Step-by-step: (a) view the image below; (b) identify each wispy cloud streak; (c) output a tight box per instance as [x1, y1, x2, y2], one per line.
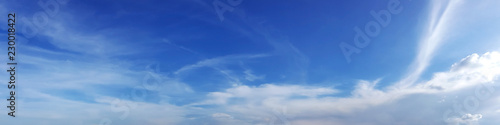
[396, 0, 463, 88]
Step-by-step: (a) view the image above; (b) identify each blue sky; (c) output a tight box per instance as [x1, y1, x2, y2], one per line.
[1, 0, 500, 125]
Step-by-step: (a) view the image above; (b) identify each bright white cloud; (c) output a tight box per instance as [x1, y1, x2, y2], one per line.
[188, 51, 500, 125]
[447, 114, 482, 125]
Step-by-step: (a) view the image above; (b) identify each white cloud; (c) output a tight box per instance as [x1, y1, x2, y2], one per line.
[174, 54, 269, 75]
[446, 114, 482, 125]
[244, 69, 265, 81]
[420, 52, 500, 91]
[189, 51, 500, 125]
[212, 113, 234, 119]
[197, 84, 338, 105]
[396, 0, 463, 88]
